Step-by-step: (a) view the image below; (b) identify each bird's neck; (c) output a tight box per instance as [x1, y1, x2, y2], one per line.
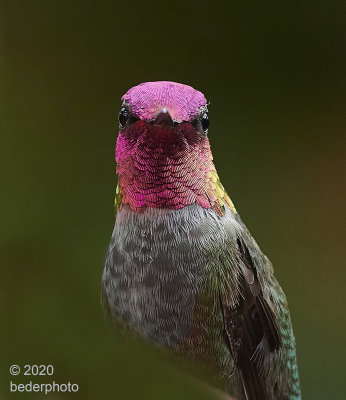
[115, 132, 236, 215]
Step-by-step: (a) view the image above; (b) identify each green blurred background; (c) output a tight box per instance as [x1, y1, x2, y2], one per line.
[1, 0, 345, 399]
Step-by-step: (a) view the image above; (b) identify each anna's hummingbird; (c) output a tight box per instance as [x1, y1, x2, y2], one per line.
[102, 81, 301, 400]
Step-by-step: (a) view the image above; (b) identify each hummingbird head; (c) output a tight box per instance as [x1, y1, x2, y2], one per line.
[115, 81, 235, 214]
[117, 81, 210, 155]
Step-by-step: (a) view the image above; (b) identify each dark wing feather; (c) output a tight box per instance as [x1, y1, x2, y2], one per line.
[221, 238, 282, 400]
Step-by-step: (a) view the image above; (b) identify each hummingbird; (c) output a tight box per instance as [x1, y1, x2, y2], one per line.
[102, 81, 301, 400]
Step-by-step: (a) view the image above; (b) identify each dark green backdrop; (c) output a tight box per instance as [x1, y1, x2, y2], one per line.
[1, 1, 345, 399]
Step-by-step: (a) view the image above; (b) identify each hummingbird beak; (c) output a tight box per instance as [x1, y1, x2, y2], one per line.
[152, 108, 174, 127]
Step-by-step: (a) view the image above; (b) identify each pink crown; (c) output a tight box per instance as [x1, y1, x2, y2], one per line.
[122, 81, 207, 122]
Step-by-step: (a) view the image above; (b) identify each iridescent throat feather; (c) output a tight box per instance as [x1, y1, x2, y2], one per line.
[115, 121, 235, 215]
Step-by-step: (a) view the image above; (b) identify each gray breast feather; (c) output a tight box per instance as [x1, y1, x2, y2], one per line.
[102, 204, 241, 346]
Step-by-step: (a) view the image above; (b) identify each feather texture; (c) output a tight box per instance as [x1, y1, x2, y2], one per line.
[221, 237, 282, 400]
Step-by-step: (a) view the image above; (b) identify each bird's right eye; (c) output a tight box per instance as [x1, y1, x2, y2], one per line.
[119, 106, 129, 127]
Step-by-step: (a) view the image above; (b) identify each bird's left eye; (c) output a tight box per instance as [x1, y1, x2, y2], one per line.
[119, 106, 129, 127]
[201, 112, 209, 132]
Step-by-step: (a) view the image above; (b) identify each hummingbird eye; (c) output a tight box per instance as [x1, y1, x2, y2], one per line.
[119, 106, 129, 127]
[201, 112, 209, 133]
[191, 109, 209, 134]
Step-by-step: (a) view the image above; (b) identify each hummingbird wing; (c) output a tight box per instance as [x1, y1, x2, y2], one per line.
[221, 234, 282, 400]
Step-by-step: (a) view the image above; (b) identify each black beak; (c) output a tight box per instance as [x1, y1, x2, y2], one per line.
[152, 108, 174, 127]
